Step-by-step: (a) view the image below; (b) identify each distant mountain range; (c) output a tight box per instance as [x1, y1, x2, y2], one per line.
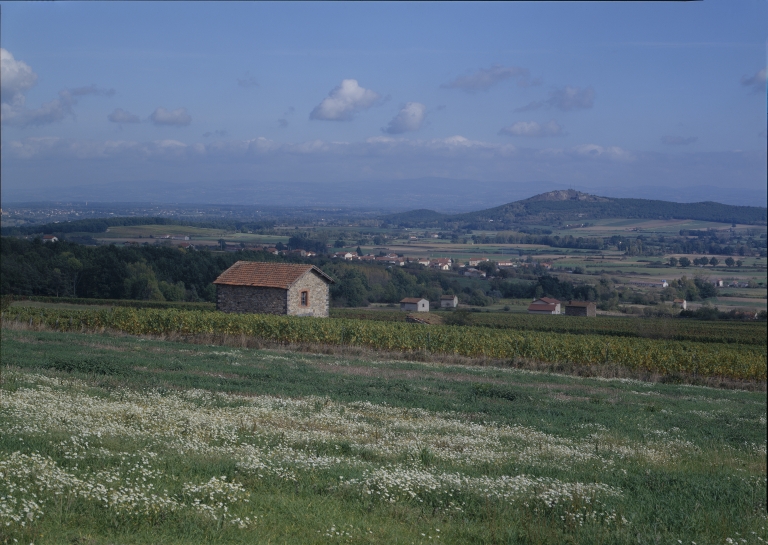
[381, 189, 768, 227]
[2, 178, 765, 212]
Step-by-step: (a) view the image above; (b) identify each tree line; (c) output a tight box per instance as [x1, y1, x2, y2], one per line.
[0, 217, 276, 237]
[0, 237, 729, 312]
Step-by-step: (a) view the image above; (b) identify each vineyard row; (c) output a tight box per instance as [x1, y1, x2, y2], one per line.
[2, 307, 765, 381]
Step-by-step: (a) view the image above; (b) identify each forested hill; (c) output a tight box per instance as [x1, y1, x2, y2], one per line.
[382, 190, 767, 228]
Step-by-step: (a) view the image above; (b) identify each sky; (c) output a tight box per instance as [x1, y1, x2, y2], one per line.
[1, 1, 766, 207]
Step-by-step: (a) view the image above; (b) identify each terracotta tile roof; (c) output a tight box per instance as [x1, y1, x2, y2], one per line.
[531, 297, 560, 305]
[440, 295, 457, 300]
[213, 261, 334, 289]
[400, 298, 426, 304]
[528, 303, 558, 312]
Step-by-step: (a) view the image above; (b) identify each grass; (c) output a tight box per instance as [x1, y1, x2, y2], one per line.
[97, 225, 290, 246]
[1, 327, 766, 544]
[102, 225, 228, 238]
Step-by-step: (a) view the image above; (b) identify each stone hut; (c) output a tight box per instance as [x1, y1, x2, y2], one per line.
[564, 301, 596, 317]
[213, 261, 334, 317]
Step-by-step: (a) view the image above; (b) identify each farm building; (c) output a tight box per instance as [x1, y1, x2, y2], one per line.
[440, 295, 458, 308]
[672, 298, 687, 310]
[42, 235, 58, 243]
[527, 297, 561, 315]
[400, 298, 429, 312]
[564, 301, 596, 317]
[213, 261, 334, 317]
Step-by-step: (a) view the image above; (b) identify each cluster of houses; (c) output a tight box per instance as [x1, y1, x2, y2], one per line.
[329, 253, 555, 277]
[527, 297, 597, 317]
[331, 252, 453, 270]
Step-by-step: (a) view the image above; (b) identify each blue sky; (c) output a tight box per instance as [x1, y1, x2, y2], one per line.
[1, 1, 766, 205]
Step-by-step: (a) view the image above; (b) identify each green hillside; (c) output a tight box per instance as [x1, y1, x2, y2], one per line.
[382, 190, 767, 228]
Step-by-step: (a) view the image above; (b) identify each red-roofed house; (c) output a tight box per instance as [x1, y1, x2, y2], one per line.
[527, 297, 561, 315]
[213, 261, 334, 317]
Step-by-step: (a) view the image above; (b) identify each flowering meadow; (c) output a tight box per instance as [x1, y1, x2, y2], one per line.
[1, 328, 766, 544]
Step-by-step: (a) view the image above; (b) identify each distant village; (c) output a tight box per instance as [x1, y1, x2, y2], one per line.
[62, 233, 747, 319]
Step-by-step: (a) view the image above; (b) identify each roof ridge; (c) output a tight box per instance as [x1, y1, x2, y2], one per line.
[213, 261, 333, 289]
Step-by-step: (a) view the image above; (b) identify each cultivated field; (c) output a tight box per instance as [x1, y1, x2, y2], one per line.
[1, 328, 766, 544]
[4, 306, 766, 382]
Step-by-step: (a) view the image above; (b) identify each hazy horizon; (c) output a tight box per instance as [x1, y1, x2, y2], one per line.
[2, 178, 766, 214]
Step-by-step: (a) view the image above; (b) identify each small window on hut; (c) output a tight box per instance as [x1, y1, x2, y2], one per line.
[300, 290, 309, 306]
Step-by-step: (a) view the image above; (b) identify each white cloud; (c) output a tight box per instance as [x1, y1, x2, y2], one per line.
[0, 49, 72, 126]
[741, 67, 766, 93]
[366, 136, 398, 144]
[499, 120, 563, 137]
[3, 90, 78, 126]
[435, 135, 474, 147]
[2, 134, 517, 162]
[108, 108, 140, 124]
[150, 107, 192, 126]
[0, 48, 38, 104]
[0, 135, 641, 166]
[6, 136, 764, 198]
[661, 135, 697, 146]
[1, 50, 115, 127]
[383, 102, 426, 134]
[516, 86, 595, 112]
[442, 65, 530, 91]
[310, 79, 381, 121]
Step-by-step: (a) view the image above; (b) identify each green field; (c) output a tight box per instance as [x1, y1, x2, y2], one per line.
[96, 225, 289, 246]
[102, 224, 227, 238]
[1, 328, 765, 544]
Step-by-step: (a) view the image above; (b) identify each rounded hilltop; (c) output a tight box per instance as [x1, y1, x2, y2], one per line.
[525, 189, 610, 202]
